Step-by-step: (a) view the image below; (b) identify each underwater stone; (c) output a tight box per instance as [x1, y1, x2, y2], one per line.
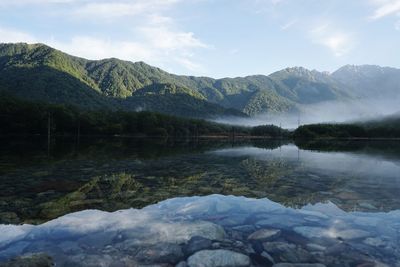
[184, 236, 212, 256]
[0, 253, 54, 267]
[187, 249, 250, 267]
[135, 243, 184, 264]
[247, 228, 281, 241]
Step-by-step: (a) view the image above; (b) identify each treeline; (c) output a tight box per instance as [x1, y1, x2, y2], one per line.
[251, 124, 291, 138]
[294, 122, 400, 139]
[0, 93, 249, 137]
[1, 93, 290, 138]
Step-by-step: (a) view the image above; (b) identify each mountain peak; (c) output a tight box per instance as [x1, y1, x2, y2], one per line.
[270, 66, 331, 83]
[332, 64, 388, 79]
[283, 66, 312, 75]
[0, 42, 48, 55]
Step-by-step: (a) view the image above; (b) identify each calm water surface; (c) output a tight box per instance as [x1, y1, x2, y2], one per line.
[0, 137, 399, 266]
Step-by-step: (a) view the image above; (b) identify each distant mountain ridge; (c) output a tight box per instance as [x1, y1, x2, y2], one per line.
[0, 43, 399, 118]
[331, 64, 400, 98]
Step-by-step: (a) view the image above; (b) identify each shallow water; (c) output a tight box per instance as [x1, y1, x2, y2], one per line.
[0, 137, 400, 266]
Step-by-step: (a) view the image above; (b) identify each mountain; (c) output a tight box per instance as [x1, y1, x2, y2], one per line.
[1, 43, 399, 119]
[269, 67, 347, 104]
[0, 43, 246, 118]
[331, 64, 400, 98]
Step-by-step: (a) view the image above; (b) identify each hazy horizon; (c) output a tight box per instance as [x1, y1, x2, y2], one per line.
[214, 95, 400, 129]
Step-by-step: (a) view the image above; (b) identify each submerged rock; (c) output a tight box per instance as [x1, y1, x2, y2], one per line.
[231, 225, 256, 233]
[173, 222, 226, 243]
[272, 264, 326, 267]
[263, 242, 312, 263]
[176, 261, 188, 267]
[187, 249, 250, 267]
[334, 229, 371, 240]
[363, 237, 387, 247]
[293, 227, 327, 239]
[184, 236, 212, 256]
[305, 244, 326, 252]
[249, 251, 275, 266]
[135, 243, 184, 264]
[0, 253, 54, 267]
[63, 254, 114, 267]
[119, 221, 225, 247]
[248, 229, 281, 241]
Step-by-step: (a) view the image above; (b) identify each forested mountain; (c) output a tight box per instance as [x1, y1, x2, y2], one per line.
[1, 43, 399, 119]
[0, 43, 245, 118]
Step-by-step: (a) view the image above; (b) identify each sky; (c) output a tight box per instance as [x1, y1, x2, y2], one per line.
[0, 0, 399, 78]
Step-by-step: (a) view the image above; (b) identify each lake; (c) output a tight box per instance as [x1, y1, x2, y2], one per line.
[0, 137, 399, 266]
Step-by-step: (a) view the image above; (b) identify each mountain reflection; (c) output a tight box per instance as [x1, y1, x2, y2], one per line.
[1, 137, 400, 224]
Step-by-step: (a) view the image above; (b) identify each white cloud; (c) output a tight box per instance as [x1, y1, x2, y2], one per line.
[369, 0, 400, 19]
[229, 48, 239, 55]
[320, 34, 353, 57]
[0, 0, 77, 6]
[73, 0, 180, 19]
[254, 0, 284, 5]
[310, 24, 354, 57]
[0, 27, 37, 43]
[48, 37, 153, 62]
[174, 57, 204, 72]
[271, 0, 284, 5]
[280, 19, 297, 30]
[0, 25, 208, 74]
[0, 0, 208, 74]
[140, 26, 208, 50]
[396, 19, 400, 30]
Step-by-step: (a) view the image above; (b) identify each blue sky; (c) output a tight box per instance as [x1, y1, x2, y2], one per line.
[0, 0, 399, 78]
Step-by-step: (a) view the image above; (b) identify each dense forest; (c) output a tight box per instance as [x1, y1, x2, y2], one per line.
[0, 93, 287, 138]
[294, 120, 400, 139]
[2, 91, 399, 139]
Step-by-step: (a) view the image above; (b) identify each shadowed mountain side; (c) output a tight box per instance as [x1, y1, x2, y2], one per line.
[122, 94, 247, 118]
[0, 66, 112, 110]
[0, 65, 245, 118]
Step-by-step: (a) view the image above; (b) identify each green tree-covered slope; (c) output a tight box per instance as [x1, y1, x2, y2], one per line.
[2, 43, 399, 119]
[0, 43, 247, 118]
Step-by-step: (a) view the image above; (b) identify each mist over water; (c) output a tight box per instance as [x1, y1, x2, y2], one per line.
[213, 95, 400, 129]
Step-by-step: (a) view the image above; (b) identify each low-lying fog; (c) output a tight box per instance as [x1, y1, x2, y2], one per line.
[214, 96, 400, 129]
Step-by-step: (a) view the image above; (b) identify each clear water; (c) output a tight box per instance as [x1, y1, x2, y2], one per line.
[0, 137, 399, 266]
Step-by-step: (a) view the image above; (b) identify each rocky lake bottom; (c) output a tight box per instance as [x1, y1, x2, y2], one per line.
[1, 195, 399, 267]
[0, 138, 399, 266]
